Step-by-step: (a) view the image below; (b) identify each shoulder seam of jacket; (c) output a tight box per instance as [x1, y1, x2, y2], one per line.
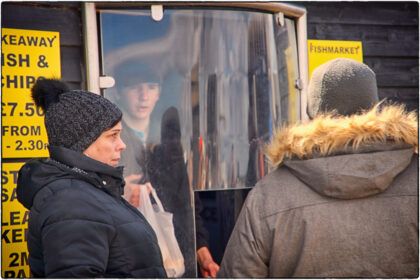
[261, 193, 417, 219]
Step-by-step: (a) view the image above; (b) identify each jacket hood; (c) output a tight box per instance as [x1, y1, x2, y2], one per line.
[17, 146, 125, 209]
[17, 158, 74, 209]
[265, 104, 418, 199]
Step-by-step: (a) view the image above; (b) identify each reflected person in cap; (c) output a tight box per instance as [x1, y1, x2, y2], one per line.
[114, 61, 161, 145]
[113, 61, 220, 277]
[113, 61, 162, 206]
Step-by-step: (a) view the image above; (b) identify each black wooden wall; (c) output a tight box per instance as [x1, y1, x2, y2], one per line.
[296, 1, 419, 112]
[2, 2, 419, 111]
[1, 2, 85, 90]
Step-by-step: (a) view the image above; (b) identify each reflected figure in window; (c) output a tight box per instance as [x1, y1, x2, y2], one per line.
[114, 61, 161, 205]
[150, 107, 220, 278]
[148, 107, 195, 276]
[113, 62, 219, 277]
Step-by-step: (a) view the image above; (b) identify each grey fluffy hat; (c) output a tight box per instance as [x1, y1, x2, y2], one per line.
[307, 58, 379, 118]
[31, 78, 122, 153]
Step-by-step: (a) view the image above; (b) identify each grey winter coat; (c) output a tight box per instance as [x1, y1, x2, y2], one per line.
[218, 105, 418, 278]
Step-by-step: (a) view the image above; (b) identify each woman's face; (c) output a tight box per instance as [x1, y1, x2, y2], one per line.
[84, 121, 126, 167]
[119, 82, 160, 121]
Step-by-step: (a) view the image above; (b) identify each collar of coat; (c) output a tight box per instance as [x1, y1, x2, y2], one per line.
[48, 145, 125, 197]
[265, 104, 418, 167]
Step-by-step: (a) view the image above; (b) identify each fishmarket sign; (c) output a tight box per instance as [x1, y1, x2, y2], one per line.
[307, 40, 363, 80]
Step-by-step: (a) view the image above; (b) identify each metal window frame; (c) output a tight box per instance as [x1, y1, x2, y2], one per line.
[82, 2, 308, 120]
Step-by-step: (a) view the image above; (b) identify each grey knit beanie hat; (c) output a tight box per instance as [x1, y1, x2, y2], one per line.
[31, 78, 122, 153]
[307, 58, 379, 118]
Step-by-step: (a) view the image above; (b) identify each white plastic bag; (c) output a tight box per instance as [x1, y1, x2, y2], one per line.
[138, 183, 185, 278]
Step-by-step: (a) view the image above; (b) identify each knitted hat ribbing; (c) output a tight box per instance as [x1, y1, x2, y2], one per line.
[32, 78, 122, 153]
[307, 58, 379, 118]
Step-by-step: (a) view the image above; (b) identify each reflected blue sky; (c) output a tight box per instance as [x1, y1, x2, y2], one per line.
[100, 10, 171, 53]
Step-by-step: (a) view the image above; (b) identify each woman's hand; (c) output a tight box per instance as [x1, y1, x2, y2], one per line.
[197, 246, 220, 278]
[123, 174, 150, 207]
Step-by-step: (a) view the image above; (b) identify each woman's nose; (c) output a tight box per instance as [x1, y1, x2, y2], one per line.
[118, 137, 127, 151]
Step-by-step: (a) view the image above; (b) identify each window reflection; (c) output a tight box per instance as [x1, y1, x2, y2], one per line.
[100, 8, 299, 191]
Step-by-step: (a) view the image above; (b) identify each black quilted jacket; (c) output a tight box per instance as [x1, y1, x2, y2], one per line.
[17, 145, 167, 278]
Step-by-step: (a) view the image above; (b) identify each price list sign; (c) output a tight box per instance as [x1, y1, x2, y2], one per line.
[2, 162, 30, 278]
[2, 28, 61, 158]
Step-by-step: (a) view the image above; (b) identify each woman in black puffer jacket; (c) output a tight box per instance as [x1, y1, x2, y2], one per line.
[16, 78, 167, 278]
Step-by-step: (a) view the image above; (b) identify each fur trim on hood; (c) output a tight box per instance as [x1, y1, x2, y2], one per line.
[265, 104, 418, 167]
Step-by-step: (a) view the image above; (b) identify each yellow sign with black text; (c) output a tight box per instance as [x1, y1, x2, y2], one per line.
[2, 28, 61, 158]
[308, 40, 363, 80]
[2, 162, 30, 278]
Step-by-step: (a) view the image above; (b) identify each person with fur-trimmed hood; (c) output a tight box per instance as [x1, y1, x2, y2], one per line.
[217, 58, 418, 278]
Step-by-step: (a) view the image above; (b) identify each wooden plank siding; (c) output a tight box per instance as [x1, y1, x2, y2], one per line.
[298, 1, 419, 112]
[1, 2, 85, 90]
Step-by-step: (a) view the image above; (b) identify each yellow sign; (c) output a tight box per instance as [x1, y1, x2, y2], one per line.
[2, 28, 61, 158]
[308, 40, 363, 80]
[285, 46, 299, 124]
[2, 162, 30, 278]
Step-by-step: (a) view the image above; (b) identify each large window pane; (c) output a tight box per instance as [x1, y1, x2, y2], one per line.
[100, 9, 300, 191]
